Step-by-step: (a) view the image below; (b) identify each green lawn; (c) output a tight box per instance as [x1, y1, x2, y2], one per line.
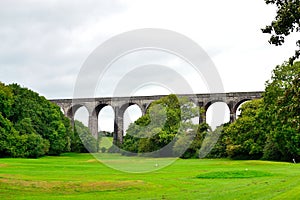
[0, 153, 299, 199]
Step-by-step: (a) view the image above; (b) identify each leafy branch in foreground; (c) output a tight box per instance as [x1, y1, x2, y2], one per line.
[262, 0, 300, 64]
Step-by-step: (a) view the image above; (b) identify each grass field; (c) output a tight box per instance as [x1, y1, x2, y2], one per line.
[0, 153, 299, 199]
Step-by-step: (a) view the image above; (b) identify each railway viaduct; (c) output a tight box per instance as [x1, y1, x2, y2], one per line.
[50, 91, 263, 143]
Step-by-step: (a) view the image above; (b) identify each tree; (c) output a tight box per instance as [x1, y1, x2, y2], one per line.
[0, 82, 73, 157]
[173, 123, 211, 159]
[224, 99, 267, 159]
[213, 62, 300, 161]
[71, 120, 97, 153]
[262, 0, 300, 64]
[263, 61, 300, 160]
[7, 83, 72, 155]
[0, 112, 17, 157]
[0, 82, 13, 118]
[205, 123, 230, 158]
[122, 95, 181, 155]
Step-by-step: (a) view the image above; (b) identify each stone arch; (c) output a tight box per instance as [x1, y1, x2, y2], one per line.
[119, 102, 143, 134]
[96, 104, 115, 133]
[233, 99, 252, 119]
[93, 103, 112, 117]
[204, 100, 227, 111]
[233, 98, 252, 114]
[96, 104, 115, 150]
[67, 104, 88, 119]
[123, 104, 143, 136]
[144, 101, 155, 114]
[205, 101, 230, 129]
[113, 102, 144, 143]
[71, 105, 90, 130]
[119, 102, 144, 117]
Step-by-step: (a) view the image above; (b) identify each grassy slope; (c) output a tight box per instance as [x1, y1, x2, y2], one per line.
[99, 136, 113, 150]
[0, 153, 299, 199]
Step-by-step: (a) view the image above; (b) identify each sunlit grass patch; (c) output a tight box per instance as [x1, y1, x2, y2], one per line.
[196, 170, 273, 179]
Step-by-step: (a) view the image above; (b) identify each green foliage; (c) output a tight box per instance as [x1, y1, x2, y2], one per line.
[72, 120, 97, 153]
[0, 82, 13, 118]
[122, 95, 180, 155]
[263, 61, 300, 160]
[0, 82, 73, 157]
[206, 101, 263, 160]
[224, 99, 267, 160]
[122, 95, 200, 157]
[99, 131, 113, 137]
[202, 124, 228, 158]
[0, 113, 49, 158]
[8, 83, 72, 155]
[100, 147, 106, 153]
[262, 0, 300, 64]
[11, 133, 50, 158]
[221, 62, 300, 161]
[174, 123, 210, 158]
[0, 113, 18, 157]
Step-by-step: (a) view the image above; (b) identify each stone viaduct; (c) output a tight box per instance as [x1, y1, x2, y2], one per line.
[50, 91, 263, 144]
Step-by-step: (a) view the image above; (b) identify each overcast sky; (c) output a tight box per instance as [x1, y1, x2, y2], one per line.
[0, 0, 298, 131]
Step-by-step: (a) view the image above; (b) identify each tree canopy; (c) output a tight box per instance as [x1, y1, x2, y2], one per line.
[0, 82, 73, 157]
[262, 0, 300, 64]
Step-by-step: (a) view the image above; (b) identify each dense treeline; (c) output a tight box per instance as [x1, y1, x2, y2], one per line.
[0, 83, 93, 157]
[122, 62, 300, 161]
[217, 61, 300, 161]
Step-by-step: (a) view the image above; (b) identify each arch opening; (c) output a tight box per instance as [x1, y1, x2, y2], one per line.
[235, 100, 251, 119]
[97, 105, 115, 152]
[206, 102, 230, 130]
[72, 105, 89, 127]
[97, 105, 114, 135]
[123, 104, 143, 136]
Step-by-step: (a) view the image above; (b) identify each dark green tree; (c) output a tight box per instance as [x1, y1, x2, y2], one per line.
[7, 83, 71, 155]
[205, 123, 230, 158]
[0, 82, 74, 157]
[263, 61, 300, 160]
[262, 0, 300, 64]
[0, 82, 13, 118]
[224, 99, 267, 159]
